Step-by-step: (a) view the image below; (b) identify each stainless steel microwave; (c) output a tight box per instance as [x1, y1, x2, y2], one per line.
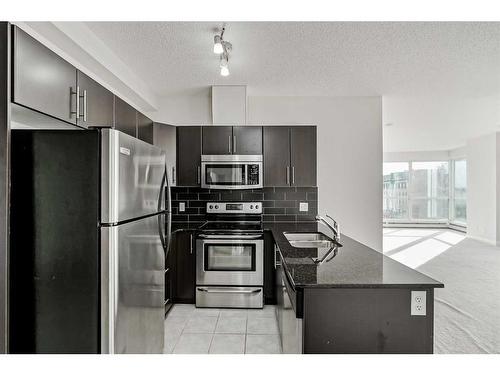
[201, 155, 263, 189]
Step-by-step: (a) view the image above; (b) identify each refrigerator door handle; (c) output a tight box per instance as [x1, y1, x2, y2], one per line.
[158, 167, 167, 251]
[157, 166, 167, 212]
[158, 213, 167, 252]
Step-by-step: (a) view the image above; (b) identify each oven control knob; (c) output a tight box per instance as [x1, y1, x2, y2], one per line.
[250, 205, 254, 209]
[215, 205, 219, 209]
[209, 205, 213, 210]
[255, 204, 259, 210]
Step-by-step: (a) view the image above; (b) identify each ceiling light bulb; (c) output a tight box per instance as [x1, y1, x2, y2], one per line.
[213, 35, 223, 54]
[220, 65, 230, 77]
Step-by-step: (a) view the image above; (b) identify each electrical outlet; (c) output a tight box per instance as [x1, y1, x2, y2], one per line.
[299, 202, 309, 212]
[411, 291, 426, 316]
[179, 202, 186, 212]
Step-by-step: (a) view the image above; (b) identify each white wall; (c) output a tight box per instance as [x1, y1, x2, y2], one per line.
[383, 94, 500, 153]
[449, 146, 467, 160]
[384, 150, 450, 162]
[497, 133, 500, 245]
[248, 96, 383, 250]
[383, 146, 467, 162]
[146, 90, 212, 125]
[466, 133, 498, 245]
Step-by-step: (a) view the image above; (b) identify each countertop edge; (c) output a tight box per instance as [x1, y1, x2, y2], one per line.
[266, 225, 445, 290]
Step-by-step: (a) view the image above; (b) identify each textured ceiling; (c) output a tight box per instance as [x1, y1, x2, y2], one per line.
[85, 22, 500, 98]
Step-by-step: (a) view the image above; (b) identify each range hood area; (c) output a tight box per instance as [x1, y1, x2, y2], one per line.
[211, 85, 247, 125]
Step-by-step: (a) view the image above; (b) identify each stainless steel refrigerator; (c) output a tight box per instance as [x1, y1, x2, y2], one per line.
[9, 129, 171, 354]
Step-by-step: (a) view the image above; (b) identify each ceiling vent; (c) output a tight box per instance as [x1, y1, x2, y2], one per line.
[211, 85, 247, 125]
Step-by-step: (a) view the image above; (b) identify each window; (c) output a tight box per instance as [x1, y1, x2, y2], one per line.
[383, 160, 466, 225]
[410, 161, 449, 221]
[383, 162, 409, 220]
[451, 159, 467, 225]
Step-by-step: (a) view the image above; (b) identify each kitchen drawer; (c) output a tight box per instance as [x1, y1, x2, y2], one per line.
[195, 286, 263, 308]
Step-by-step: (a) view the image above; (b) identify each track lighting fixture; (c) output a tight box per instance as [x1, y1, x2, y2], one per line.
[220, 52, 230, 76]
[213, 26, 232, 76]
[213, 35, 223, 54]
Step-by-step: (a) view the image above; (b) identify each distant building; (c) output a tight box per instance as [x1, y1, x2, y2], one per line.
[383, 171, 408, 219]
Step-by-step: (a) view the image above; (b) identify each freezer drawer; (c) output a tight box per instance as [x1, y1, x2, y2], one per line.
[101, 214, 165, 354]
[101, 129, 167, 224]
[196, 286, 263, 308]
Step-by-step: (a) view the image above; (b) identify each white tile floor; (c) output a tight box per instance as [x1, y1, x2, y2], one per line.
[164, 304, 282, 354]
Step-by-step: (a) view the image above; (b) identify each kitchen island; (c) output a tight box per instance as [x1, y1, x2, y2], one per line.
[264, 222, 444, 354]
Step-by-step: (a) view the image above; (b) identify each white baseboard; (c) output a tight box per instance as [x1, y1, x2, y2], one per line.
[383, 222, 466, 233]
[466, 234, 499, 246]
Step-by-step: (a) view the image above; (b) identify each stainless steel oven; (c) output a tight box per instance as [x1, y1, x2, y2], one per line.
[196, 235, 263, 286]
[201, 155, 263, 189]
[195, 201, 264, 308]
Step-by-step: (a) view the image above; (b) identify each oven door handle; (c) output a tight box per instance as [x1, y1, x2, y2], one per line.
[197, 287, 262, 294]
[197, 234, 263, 240]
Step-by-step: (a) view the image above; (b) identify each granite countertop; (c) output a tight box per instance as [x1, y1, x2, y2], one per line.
[264, 222, 444, 290]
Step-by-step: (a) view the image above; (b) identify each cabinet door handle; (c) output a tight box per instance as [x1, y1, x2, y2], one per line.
[190, 234, 193, 254]
[70, 86, 80, 119]
[82, 89, 87, 122]
[233, 135, 237, 153]
[172, 166, 176, 185]
[197, 165, 201, 184]
[228, 135, 232, 153]
[292, 166, 295, 185]
[286, 166, 290, 185]
[274, 247, 282, 269]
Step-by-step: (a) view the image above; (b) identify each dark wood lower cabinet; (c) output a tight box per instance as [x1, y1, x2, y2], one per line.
[263, 232, 277, 305]
[172, 231, 196, 304]
[164, 242, 175, 315]
[302, 288, 434, 354]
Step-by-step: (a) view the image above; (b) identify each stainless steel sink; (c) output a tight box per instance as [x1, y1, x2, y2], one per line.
[283, 232, 338, 248]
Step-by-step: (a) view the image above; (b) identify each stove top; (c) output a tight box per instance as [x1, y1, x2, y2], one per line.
[199, 202, 263, 234]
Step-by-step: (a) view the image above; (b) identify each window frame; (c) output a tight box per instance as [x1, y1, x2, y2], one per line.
[449, 158, 467, 227]
[383, 159, 465, 226]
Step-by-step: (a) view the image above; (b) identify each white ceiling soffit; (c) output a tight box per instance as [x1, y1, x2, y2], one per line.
[84, 22, 500, 98]
[14, 21, 159, 112]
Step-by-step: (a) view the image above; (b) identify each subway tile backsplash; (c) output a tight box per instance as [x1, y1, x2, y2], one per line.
[170, 186, 318, 223]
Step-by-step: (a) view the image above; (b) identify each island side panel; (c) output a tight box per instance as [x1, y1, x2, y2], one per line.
[303, 288, 434, 354]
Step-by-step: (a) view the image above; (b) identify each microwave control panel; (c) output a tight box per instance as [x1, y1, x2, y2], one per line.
[247, 164, 260, 185]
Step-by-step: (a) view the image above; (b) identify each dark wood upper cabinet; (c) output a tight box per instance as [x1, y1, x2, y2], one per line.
[114, 96, 137, 138]
[176, 126, 202, 186]
[76, 71, 113, 129]
[263, 125, 317, 187]
[263, 126, 291, 187]
[137, 112, 154, 144]
[153, 123, 177, 186]
[12, 26, 78, 125]
[202, 126, 232, 155]
[233, 126, 262, 155]
[290, 126, 317, 186]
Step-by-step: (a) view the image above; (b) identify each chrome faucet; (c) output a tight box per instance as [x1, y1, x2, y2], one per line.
[316, 215, 340, 242]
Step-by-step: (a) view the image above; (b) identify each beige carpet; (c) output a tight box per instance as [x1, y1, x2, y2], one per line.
[383, 228, 500, 354]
